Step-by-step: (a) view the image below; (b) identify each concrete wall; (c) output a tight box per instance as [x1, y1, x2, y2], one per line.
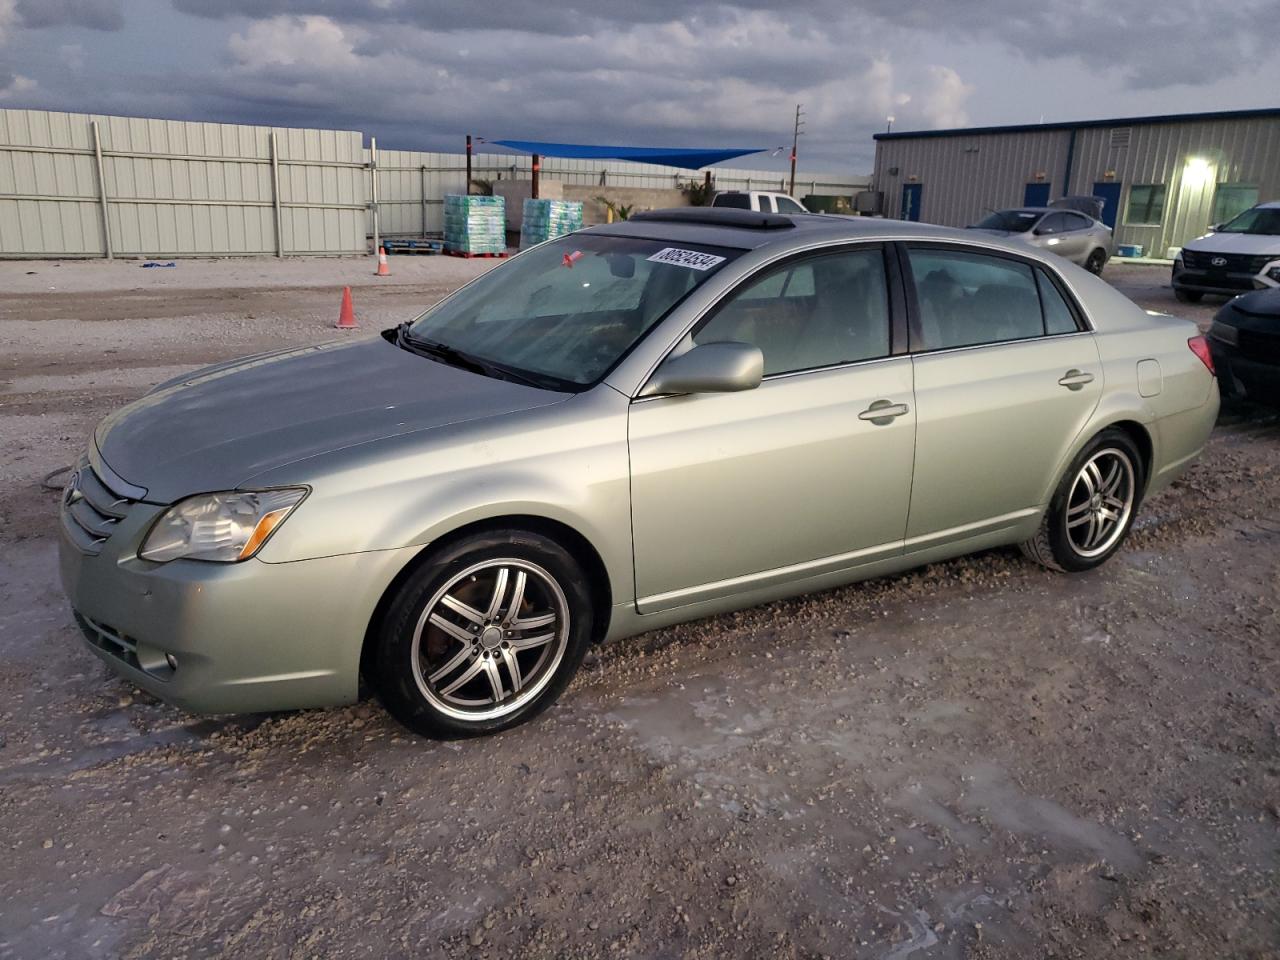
[872, 113, 1280, 255]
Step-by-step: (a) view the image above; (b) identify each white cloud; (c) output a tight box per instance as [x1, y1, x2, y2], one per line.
[0, 73, 36, 99]
[228, 15, 364, 72]
[918, 65, 973, 129]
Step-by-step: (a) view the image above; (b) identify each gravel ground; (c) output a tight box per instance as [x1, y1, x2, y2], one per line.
[0, 257, 1276, 960]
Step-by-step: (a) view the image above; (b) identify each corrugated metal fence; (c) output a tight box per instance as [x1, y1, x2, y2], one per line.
[0, 109, 366, 257]
[1, 108, 867, 259]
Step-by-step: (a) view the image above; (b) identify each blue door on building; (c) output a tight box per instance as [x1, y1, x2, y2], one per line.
[1092, 181, 1122, 230]
[1023, 182, 1051, 206]
[900, 183, 922, 221]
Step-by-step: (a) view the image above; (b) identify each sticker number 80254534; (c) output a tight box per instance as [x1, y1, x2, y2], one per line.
[645, 247, 727, 271]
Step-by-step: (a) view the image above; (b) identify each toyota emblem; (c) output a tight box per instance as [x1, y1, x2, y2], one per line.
[63, 470, 81, 507]
[1210, 256, 1228, 267]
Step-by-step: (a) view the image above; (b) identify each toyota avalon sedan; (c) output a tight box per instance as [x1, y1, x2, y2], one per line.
[60, 208, 1219, 739]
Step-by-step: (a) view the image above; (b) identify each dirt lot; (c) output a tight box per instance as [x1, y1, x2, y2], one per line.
[0, 257, 1276, 960]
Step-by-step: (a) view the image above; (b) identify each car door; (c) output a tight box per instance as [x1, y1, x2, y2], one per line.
[903, 244, 1102, 546]
[1054, 212, 1095, 263]
[1033, 212, 1078, 260]
[628, 244, 916, 612]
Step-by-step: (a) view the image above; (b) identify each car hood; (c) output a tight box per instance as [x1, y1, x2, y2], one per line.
[95, 336, 569, 503]
[1183, 232, 1280, 256]
[1224, 289, 1280, 326]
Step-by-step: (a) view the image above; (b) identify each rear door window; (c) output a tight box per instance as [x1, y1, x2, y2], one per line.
[907, 248, 1045, 350]
[757, 195, 776, 213]
[1036, 213, 1071, 235]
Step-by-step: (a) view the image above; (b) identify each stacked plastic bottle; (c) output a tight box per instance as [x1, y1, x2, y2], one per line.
[443, 194, 506, 255]
[520, 199, 584, 249]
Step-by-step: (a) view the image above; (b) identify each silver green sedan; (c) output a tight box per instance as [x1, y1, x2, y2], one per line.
[59, 209, 1219, 738]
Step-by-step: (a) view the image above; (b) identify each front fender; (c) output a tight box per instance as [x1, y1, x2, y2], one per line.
[249, 388, 636, 600]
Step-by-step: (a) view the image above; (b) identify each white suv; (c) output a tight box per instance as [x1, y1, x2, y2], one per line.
[1173, 201, 1280, 303]
[711, 190, 809, 214]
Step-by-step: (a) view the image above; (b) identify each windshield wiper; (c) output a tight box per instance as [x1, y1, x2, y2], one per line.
[394, 324, 554, 389]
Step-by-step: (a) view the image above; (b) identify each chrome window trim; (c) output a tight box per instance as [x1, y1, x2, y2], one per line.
[630, 351, 909, 404]
[906, 328, 1095, 361]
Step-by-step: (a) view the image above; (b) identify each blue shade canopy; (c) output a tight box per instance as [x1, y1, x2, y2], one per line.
[489, 139, 765, 170]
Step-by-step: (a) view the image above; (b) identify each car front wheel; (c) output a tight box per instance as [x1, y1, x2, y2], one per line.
[1021, 428, 1144, 573]
[371, 529, 593, 738]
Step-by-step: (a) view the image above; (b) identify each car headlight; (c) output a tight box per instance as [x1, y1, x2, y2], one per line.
[140, 488, 307, 563]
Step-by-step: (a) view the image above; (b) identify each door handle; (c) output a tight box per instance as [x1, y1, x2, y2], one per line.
[858, 399, 911, 424]
[1058, 369, 1095, 390]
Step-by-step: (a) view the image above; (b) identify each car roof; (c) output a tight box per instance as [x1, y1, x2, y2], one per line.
[588, 210, 978, 251]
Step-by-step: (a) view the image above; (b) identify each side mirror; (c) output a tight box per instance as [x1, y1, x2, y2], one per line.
[1209, 223, 1223, 232]
[640, 341, 764, 397]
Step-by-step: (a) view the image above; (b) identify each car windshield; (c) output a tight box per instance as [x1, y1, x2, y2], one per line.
[971, 210, 1042, 232]
[1216, 207, 1280, 236]
[407, 234, 740, 389]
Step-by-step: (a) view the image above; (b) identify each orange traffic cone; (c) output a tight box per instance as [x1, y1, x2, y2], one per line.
[335, 285, 357, 329]
[375, 246, 391, 277]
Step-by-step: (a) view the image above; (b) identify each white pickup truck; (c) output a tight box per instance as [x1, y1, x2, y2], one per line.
[711, 190, 809, 214]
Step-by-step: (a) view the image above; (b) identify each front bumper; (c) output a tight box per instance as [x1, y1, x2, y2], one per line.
[1172, 264, 1278, 297]
[59, 497, 420, 715]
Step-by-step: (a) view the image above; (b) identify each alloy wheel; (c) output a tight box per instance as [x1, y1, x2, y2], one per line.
[410, 559, 570, 721]
[1064, 448, 1135, 558]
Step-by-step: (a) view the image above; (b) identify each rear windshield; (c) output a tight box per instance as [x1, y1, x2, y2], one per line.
[712, 193, 752, 209]
[408, 234, 740, 388]
[971, 210, 1041, 232]
[1217, 207, 1280, 236]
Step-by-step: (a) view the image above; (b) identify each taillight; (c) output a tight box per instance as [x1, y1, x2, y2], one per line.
[1188, 334, 1215, 375]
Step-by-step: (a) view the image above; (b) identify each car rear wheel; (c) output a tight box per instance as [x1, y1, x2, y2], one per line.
[1085, 248, 1107, 274]
[1174, 288, 1203, 304]
[371, 529, 593, 738]
[1021, 428, 1144, 573]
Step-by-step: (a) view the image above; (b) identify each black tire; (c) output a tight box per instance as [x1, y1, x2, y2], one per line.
[1085, 248, 1107, 274]
[1020, 428, 1145, 573]
[1174, 287, 1203, 304]
[371, 528, 593, 739]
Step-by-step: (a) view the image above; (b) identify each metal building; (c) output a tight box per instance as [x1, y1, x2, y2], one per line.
[871, 107, 1280, 258]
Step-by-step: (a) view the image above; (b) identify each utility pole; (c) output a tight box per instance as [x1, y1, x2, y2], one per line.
[788, 103, 804, 197]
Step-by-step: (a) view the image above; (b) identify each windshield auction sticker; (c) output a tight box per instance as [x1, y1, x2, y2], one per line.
[646, 247, 726, 271]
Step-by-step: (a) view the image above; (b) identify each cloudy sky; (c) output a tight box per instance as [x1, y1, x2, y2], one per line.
[1, 0, 1277, 173]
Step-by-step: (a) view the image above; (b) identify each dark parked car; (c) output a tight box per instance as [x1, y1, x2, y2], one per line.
[1207, 288, 1280, 405]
